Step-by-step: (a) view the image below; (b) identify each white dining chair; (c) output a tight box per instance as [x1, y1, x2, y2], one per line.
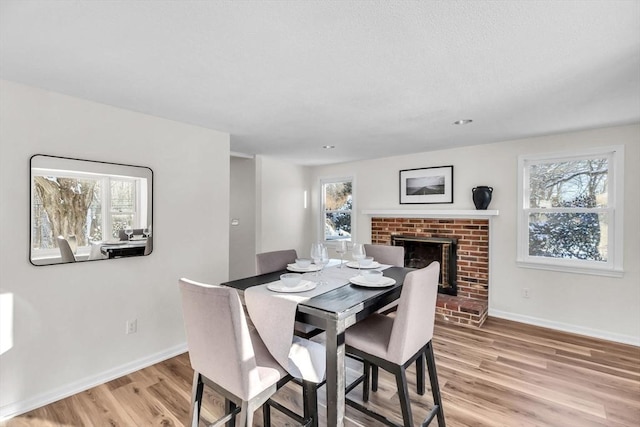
[178, 278, 312, 427]
[57, 236, 76, 263]
[345, 262, 445, 427]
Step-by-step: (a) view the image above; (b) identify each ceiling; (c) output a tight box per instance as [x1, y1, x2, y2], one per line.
[1, 1, 639, 166]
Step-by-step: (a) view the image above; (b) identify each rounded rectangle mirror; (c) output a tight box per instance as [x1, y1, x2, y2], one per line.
[30, 154, 153, 266]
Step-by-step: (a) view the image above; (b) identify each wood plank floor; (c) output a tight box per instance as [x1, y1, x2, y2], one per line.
[3, 317, 639, 426]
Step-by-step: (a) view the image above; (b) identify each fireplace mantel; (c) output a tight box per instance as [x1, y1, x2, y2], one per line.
[362, 209, 499, 219]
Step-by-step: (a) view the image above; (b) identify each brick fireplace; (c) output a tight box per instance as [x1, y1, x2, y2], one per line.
[371, 216, 489, 327]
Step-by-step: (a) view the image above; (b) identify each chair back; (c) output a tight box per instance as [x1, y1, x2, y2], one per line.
[387, 262, 439, 364]
[144, 235, 153, 255]
[256, 249, 298, 274]
[57, 236, 77, 263]
[179, 278, 260, 400]
[363, 244, 404, 267]
[118, 228, 144, 240]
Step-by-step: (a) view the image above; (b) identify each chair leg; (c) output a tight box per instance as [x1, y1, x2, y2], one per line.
[416, 352, 426, 395]
[371, 364, 379, 392]
[238, 401, 250, 427]
[394, 365, 414, 427]
[362, 360, 371, 402]
[302, 380, 318, 427]
[190, 373, 204, 427]
[425, 341, 445, 427]
[225, 399, 237, 427]
[262, 401, 271, 427]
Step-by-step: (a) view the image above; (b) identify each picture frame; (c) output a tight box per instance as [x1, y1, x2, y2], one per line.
[399, 165, 454, 204]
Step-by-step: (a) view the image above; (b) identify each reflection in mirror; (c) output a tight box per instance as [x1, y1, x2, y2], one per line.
[30, 155, 153, 265]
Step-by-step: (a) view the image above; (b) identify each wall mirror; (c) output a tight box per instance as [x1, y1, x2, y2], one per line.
[30, 155, 153, 266]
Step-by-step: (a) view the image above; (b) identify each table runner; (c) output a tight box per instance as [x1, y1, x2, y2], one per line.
[244, 262, 391, 382]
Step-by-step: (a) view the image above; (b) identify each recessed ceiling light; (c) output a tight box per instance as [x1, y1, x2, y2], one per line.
[323, 145, 336, 149]
[453, 119, 473, 125]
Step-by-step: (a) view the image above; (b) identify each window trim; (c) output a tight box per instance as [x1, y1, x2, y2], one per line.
[516, 145, 624, 277]
[319, 175, 355, 246]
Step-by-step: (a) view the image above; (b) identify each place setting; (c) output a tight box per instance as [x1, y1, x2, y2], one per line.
[267, 273, 318, 293]
[286, 257, 322, 273]
[349, 269, 396, 288]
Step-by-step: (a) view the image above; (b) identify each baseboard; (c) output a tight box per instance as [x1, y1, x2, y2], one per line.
[0, 342, 188, 421]
[489, 309, 640, 347]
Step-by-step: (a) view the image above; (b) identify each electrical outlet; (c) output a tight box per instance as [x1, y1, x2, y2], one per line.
[126, 319, 137, 334]
[522, 288, 531, 299]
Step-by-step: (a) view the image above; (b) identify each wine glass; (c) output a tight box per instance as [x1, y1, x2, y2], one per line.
[335, 240, 347, 268]
[316, 245, 330, 285]
[351, 243, 366, 274]
[124, 226, 133, 241]
[310, 243, 323, 278]
[143, 224, 152, 238]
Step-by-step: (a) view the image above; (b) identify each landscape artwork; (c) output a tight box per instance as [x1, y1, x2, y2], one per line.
[400, 166, 453, 204]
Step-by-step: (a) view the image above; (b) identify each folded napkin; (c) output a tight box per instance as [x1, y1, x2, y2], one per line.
[243, 263, 392, 383]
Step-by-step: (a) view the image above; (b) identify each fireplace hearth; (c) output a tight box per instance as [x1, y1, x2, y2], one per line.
[392, 236, 457, 296]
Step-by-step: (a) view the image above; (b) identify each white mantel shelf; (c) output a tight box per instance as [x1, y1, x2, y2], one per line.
[362, 209, 499, 219]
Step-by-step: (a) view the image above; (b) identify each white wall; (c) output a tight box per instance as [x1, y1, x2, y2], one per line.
[309, 125, 640, 345]
[229, 156, 256, 280]
[0, 80, 230, 418]
[255, 155, 313, 258]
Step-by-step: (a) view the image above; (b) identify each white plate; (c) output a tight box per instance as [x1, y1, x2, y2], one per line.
[267, 280, 317, 293]
[346, 261, 381, 269]
[349, 275, 396, 288]
[287, 264, 322, 272]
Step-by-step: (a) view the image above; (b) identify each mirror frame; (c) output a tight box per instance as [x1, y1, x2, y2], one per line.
[30, 154, 154, 266]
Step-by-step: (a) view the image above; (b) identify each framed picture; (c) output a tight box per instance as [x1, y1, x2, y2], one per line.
[399, 165, 454, 204]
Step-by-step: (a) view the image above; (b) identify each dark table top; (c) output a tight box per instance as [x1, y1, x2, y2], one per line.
[222, 266, 413, 321]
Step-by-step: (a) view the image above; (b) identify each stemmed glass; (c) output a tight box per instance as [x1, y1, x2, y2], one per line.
[143, 225, 152, 238]
[124, 226, 133, 241]
[335, 240, 347, 268]
[351, 243, 366, 274]
[311, 243, 329, 285]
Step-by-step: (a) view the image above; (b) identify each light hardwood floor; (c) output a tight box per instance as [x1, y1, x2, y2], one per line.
[3, 318, 639, 426]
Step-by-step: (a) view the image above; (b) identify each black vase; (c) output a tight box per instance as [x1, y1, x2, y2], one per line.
[472, 186, 493, 210]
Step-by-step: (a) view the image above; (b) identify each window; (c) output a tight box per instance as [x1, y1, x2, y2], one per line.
[321, 177, 353, 243]
[517, 146, 624, 276]
[31, 169, 147, 258]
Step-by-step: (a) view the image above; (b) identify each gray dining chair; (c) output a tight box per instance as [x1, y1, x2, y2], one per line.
[57, 236, 76, 263]
[363, 244, 405, 267]
[255, 249, 323, 340]
[178, 278, 312, 427]
[344, 262, 445, 427]
[256, 249, 299, 275]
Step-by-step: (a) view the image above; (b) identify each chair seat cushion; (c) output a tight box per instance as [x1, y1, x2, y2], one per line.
[345, 314, 394, 360]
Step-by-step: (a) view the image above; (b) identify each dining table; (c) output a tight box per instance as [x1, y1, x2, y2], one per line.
[221, 261, 413, 427]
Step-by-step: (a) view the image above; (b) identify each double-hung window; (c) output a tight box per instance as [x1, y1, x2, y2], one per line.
[517, 146, 624, 276]
[321, 177, 353, 243]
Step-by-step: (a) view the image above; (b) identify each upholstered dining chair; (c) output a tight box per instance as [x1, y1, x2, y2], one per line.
[363, 244, 405, 267]
[344, 262, 445, 427]
[178, 278, 312, 427]
[256, 249, 298, 275]
[255, 249, 323, 340]
[57, 236, 76, 263]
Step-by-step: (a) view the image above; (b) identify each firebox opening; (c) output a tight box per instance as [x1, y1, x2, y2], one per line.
[391, 236, 458, 296]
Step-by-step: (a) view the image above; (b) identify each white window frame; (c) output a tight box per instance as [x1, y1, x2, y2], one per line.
[31, 169, 146, 259]
[319, 175, 355, 246]
[517, 145, 624, 277]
